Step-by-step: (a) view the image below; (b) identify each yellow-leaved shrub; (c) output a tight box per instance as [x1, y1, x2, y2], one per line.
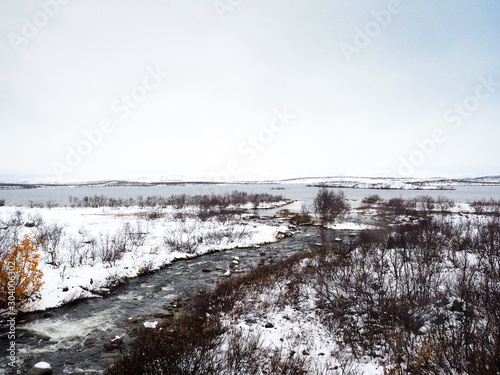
[0, 234, 44, 310]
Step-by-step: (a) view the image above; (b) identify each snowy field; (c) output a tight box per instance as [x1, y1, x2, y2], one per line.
[0, 202, 290, 312]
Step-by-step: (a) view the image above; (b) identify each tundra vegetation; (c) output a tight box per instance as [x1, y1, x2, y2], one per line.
[106, 194, 500, 375]
[0, 192, 289, 312]
[0, 234, 43, 310]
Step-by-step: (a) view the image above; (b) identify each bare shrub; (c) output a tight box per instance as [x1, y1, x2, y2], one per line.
[386, 197, 406, 215]
[35, 222, 65, 266]
[436, 196, 455, 212]
[28, 200, 44, 208]
[97, 232, 127, 267]
[223, 329, 263, 374]
[142, 206, 164, 220]
[362, 194, 382, 204]
[46, 200, 58, 209]
[67, 236, 85, 268]
[122, 221, 149, 249]
[164, 223, 200, 254]
[0, 219, 19, 256]
[314, 188, 350, 226]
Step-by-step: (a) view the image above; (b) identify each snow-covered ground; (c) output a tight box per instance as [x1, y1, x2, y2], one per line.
[0, 204, 288, 312]
[276, 175, 500, 188]
[12, 174, 500, 187]
[220, 290, 383, 374]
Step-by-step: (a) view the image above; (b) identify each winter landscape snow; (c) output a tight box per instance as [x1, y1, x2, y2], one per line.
[2, 182, 500, 374]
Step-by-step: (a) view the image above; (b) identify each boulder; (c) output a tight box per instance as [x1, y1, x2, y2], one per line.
[27, 362, 53, 375]
[110, 336, 123, 346]
[103, 335, 123, 350]
[84, 337, 96, 347]
[153, 312, 172, 319]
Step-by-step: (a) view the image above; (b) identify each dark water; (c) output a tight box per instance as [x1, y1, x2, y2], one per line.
[2, 183, 500, 373]
[2, 183, 500, 208]
[0, 221, 345, 375]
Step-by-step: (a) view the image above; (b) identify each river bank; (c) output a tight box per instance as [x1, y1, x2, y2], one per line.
[1, 217, 328, 374]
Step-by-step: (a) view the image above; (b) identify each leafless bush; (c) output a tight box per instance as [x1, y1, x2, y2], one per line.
[142, 206, 164, 220]
[105, 270, 127, 289]
[362, 194, 382, 204]
[409, 195, 436, 217]
[222, 329, 263, 374]
[46, 200, 58, 209]
[471, 198, 500, 216]
[67, 191, 285, 210]
[436, 195, 455, 212]
[309, 207, 500, 374]
[28, 200, 44, 208]
[203, 224, 249, 246]
[67, 236, 86, 268]
[35, 222, 65, 266]
[26, 212, 45, 228]
[97, 232, 127, 267]
[7, 210, 24, 227]
[386, 197, 406, 215]
[164, 223, 200, 254]
[122, 221, 149, 249]
[0, 224, 19, 261]
[75, 227, 99, 266]
[314, 188, 350, 226]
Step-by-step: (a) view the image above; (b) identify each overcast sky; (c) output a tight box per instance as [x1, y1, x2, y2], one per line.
[1, 0, 499, 182]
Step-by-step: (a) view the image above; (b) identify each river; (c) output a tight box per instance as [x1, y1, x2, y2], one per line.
[1, 220, 325, 374]
[1, 183, 500, 374]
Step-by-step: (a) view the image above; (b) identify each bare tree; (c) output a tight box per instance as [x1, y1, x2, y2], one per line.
[314, 188, 350, 226]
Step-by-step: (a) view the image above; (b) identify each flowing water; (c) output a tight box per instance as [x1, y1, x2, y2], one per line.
[1, 221, 344, 374]
[2, 184, 500, 374]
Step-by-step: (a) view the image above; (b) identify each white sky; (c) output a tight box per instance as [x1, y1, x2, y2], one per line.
[1, 0, 499, 182]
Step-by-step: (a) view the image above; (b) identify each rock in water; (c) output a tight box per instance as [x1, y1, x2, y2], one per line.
[27, 362, 53, 375]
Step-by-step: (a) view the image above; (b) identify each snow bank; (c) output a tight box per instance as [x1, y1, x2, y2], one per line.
[0, 206, 285, 312]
